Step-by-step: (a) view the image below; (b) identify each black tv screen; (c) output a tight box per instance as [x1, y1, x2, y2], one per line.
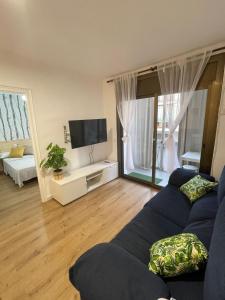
[69, 119, 107, 149]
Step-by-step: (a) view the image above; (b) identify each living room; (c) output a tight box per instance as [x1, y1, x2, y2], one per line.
[0, 1, 225, 300]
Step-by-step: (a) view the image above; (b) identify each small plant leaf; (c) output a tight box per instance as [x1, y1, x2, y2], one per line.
[39, 159, 45, 168]
[47, 143, 53, 150]
[40, 143, 67, 171]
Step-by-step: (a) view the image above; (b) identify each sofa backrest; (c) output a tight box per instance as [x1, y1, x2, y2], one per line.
[168, 168, 215, 188]
[217, 166, 225, 205]
[203, 196, 225, 300]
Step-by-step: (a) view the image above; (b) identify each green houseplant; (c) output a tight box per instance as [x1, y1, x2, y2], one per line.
[40, 143, 67, 180]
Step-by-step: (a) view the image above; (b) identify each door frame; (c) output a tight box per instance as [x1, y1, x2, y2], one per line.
[152, 94, 158, 184]
[0, 85, 47, 202]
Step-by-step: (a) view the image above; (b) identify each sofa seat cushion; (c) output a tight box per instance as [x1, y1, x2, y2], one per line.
[69, 243, 171, 300]
[112, 206, 182, 265]
[167, 281, 204, 300]
[187, 190, 218, 223]
[165, 266, 205, 282]
[144, 185, 191, 227]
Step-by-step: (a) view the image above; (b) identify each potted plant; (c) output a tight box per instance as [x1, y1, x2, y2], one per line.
[40, 143, 68, 180]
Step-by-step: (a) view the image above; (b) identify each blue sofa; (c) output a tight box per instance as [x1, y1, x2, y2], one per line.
[69, 167, 225, 300]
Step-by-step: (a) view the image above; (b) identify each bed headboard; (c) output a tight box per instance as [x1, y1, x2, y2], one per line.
[0, 139, 32, 152]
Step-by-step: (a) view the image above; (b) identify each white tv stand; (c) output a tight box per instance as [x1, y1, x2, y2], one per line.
[50, 161, 118, 205]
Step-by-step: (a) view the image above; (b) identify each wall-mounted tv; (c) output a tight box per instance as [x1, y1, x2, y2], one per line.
[69, 118, 107, 149]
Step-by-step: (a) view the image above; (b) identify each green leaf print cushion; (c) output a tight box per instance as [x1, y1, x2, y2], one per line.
[149, 233, 208, 277]
[180, 175, 217, 203]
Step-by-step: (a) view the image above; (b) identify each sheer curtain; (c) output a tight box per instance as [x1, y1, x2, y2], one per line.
[178, 89, 207, 158]
[0, 93, 30, 141]
[114, 74, 137, 172]
[157, 50, 211, 174]
[131, 98, 154, 170]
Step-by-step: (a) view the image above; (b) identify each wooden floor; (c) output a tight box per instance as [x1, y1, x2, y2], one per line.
[0, 174, 158, 300]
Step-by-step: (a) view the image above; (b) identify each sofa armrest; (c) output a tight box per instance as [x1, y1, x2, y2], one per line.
[169, 168, 215, 188]
[69, 243, 170, 300]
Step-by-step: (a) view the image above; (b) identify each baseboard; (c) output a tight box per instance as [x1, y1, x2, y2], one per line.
[43, 194, 53, 202]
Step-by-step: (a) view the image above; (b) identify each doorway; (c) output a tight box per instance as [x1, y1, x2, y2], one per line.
[120, 95, 168, 187]
[0, 86, 45, 202]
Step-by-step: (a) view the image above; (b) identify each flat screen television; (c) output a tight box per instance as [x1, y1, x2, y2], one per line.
[69, 119, 107, 149]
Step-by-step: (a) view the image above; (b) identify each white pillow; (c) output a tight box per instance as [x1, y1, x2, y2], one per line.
[24, 145, 34, 155]
[0, 152, 9, 159]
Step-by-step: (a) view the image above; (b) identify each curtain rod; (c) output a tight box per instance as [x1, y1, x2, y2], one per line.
[106, 45, 225, 84]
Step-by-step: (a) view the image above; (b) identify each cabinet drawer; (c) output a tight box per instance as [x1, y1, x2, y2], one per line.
[51, 176, 87, 205]
[102, 163, 118, 184]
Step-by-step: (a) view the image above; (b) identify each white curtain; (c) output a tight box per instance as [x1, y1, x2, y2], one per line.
[178, 89, 208, 162]
[0, 93, 30, 141]
[157, 50, 212, 174]
[184, 89, 207, 152]
[131, 98, 154, 170]
[114, 74, 137, 172]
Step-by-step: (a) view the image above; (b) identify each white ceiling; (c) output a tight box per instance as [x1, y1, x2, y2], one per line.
[1, 0, 225, 79]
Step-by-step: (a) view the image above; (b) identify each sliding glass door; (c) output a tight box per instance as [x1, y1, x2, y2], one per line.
[121, 94, 174, 187]
[155, 90, 208, 186]
[120, 90, 208, 188]
[121, 95, 160, 186]
[124, 97, 154, 183]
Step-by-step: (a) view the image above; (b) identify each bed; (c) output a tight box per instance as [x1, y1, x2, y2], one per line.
[3, 155, 37, 187]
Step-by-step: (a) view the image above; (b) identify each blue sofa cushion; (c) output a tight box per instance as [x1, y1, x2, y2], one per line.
[184, 191, 217, 250]
[204, 196, 225, 300]
[169, 168, 215, 188]
[218, 166, 225, 205]
[69, 243, 170, 300]
[112, 206, 182, 265]
[145, 185, 191, 227]
[167, 281, 204, 300]
[187, 190, 218, 223]
[183, 219, 215, 250]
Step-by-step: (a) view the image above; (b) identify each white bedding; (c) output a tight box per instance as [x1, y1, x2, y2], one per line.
[3, 155, 37, 187]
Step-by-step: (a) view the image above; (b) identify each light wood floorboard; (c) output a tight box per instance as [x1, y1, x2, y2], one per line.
[0, 174, 158, 300]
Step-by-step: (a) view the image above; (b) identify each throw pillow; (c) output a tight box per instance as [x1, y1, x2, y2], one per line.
[24, 145, 34, 155]
[9, 146, 25, 158]
[149, 233, 208, 277]
[180, 175, 217, 203]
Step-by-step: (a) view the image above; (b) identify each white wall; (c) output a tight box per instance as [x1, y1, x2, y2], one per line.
[0, 139, 32, 152]
[102, 81, 118, 162]
[212, 68, 225, 179]
[0, 52, 107, 200]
